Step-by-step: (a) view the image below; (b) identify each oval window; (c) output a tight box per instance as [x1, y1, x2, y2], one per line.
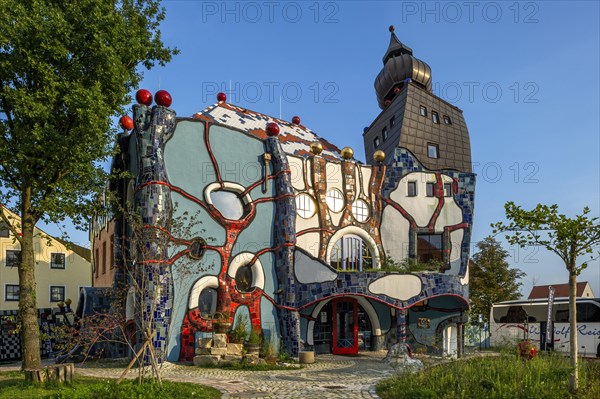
[326, 189, 344, 213]
[295, 193, 316, 219]
[198, 287, 217, 318]
[235, 266, 253, 293]
[189, 238, 206, 260]
[210, 190, 244, 220]
[352, 199, 370, 222]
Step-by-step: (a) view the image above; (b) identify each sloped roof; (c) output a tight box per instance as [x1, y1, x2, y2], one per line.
[193, 102, 342, 161]
[528, 282, 592, 299]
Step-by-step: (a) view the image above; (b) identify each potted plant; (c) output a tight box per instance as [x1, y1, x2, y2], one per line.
[245, 328, 262, 355]
[230, 314, 249, 343]
[213, 311, 231, 334]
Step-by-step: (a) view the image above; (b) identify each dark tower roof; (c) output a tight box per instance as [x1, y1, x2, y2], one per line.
[374, 26, 432, 109]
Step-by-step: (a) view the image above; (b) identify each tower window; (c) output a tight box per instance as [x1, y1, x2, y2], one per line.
[432, 111, 440, 124]
[373, 137, 380, 147]
[443, 115, 452, 125]
[427, 143, 439, 159]
[444, 183, 453, 197]
[417, 234, 444, 263]
[426, 183, 435, 197]
[390, 115, 396, 128]
[382, 127, 388, 141]
[419, 105, 427, 117]
[326, 189, 344, 213]
[352, 200, 370, 223]
[407, 181, 417, 197]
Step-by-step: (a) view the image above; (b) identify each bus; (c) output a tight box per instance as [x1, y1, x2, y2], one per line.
[489, 297, 600, 358]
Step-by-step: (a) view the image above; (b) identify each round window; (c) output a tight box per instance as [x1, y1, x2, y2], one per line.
[189, 238, 206, 260]
[326, 189, 344, 213]
[235, 266, 253, 293]
[295, 193, 316, 219]
[352, 199, 370, 222]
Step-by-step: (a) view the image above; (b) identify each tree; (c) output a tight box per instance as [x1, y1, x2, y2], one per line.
[469, 236, 525, 324]
[0, 0, 177, 372]
[492, 202, 600, 393]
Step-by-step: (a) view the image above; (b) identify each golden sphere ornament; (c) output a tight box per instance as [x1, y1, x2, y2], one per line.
[310, 141, 323, 155]
[374, 150, 386, 162]
[341, 147, 354, 160]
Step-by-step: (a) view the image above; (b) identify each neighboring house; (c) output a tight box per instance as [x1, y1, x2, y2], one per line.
[528, 282, 595, 299]
[0, 207, 92, 311]
[87, 27, 476, 362]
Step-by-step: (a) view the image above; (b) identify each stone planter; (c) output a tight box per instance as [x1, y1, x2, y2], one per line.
[245, 344, 261, 356]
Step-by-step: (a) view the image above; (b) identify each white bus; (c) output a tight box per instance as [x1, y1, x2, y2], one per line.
[489, 297, 600, 358]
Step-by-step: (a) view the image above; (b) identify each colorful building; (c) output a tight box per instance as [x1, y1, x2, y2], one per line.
[87, 28, 475, 362]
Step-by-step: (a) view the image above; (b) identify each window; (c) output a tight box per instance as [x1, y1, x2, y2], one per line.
[373, 137, 380, 147]
[235, 266, 253, 293]
[390, 115, 396, 128]
[330, 235, 373, 271]
[419, 105, 427, 117]
[426, 183, 435, 197]
[210, 190, 245, 220]
[417, 234, 443, 263]
[443, 115, 452, 125]
[95, 248, 99, 278]
[0, 223, 9, 238]
[50, 286, 65, 302]
[431, 111, 440, 124]
[5, 250, 20, 267]
[5, 284, 19, 301]
[109, 235, 114, 269]
[444, 183, 453, 197]
[326, 189, 344, 213]
[352, 200, 370, 222]
[382, 127, 388, 141]
[296, 193, 316, 218]
[407, 181, 417, 197]
[198, 287, 217, 318]
[427, 143, 439, 159]
[50, 253, 65, 269]
[102, 241, 107, 275]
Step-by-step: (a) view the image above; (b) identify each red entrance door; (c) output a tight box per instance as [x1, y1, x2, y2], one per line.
[332, 298, 358, 355]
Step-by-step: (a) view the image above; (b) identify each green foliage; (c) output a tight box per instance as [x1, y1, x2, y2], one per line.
[492, 203, 600, 275]
[469, 237, 525, 324]
[0, 373, 220, 399]
[370, 257, 443, 273]
[0, 0, 178, 225]
[230, 314, 249, 343]
[247, 328, 262, 345]
[376, 353, 600, 399]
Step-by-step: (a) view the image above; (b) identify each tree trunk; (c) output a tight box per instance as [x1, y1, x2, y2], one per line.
[19, 187, 42, 371]
[568, 267, 578, 393]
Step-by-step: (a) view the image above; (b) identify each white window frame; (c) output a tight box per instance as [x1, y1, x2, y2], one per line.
[5, 249, 21, 268]
[352, 200, 370, 223]
[49, 285, 66, 303]
[326, 189, 344, 213]
[296, 193, 316, 219]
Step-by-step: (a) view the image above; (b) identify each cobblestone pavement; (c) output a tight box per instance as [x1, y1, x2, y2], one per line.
[1, 352, 393, 398]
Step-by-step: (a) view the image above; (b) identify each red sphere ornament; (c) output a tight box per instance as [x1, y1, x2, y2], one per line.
[384, 99, 391, 106]
[217, 92, 227, 102]
[291, 115, 301, 125]
[266, 122, 280, 136]
[119, 115, 134, 131]
[135, 89, 153, 106]
[155, 90, 172, 107]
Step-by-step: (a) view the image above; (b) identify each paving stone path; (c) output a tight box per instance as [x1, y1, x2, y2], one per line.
[81, 352, 392, 398]
[2, 352, 393, 398]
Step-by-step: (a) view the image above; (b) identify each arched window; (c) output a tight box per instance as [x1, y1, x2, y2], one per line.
[235, 266, 253, 293]
[330, 234, 373, 271]
[199, 287, 217, 318]
[326, 189, 344, 213]
[352, 200, 370, 222]
[296, 193, 316, 218]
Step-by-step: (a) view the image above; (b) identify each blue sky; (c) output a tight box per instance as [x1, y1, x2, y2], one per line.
[49, 1, 600, 298]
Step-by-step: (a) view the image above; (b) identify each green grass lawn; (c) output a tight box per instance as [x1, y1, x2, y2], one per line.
[376, 353, 600, 399]
[0, 370, 221, 399]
